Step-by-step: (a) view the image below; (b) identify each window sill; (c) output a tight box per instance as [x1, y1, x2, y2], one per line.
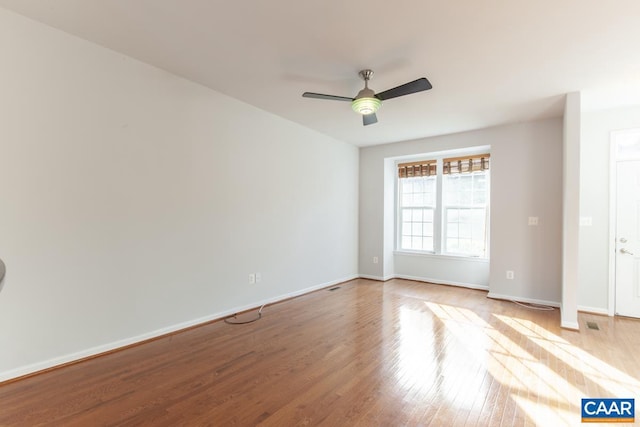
[393, 250, 489, 263]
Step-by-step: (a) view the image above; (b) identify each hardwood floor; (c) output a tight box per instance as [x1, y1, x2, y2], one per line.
[1, 278, 639, 426]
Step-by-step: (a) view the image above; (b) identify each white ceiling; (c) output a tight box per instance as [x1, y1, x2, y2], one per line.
[1, 0, 639, 146]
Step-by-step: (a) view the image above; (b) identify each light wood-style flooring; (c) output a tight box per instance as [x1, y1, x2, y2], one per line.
[1, 278, 639, 426]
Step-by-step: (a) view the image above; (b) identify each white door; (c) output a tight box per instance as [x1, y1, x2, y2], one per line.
[615, 160, 640, 318]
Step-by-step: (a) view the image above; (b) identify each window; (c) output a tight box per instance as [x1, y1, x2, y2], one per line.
[399, 175, 436, 251]
[443, 171, 488, 255]
[397, 153, 490, 258]
[398, 160, 437, 251]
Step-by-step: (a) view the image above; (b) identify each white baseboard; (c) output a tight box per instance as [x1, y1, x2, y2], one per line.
[0, 274, 359, 383]
[394, 275, 489, 291]
[487, 292, 560, 308]
[577, 305, 609, 316]
[561, 320, 580, 330]
[359, 274, 488, 290]
[358, 274, 393, 281]
[559, 304, 581, 330]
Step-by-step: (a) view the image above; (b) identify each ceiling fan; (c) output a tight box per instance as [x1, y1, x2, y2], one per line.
[302, 69, 432, 126]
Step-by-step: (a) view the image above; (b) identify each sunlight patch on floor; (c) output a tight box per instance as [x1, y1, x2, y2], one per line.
[494, 314, 640, 398]
[511, 394, 575, 426]
[423, 301, 591, 422]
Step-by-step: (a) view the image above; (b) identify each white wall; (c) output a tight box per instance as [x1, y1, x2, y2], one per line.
[358, 149, 384, 280]
[394, 255, 489, 289]
[579, 105, 640, 313]
[360, 119, 563, 303]
[0, 9, 358, 381]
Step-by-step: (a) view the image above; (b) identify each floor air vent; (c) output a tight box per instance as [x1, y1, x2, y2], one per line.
[586, 321, 600, 330]
[328, 287, 341, 291]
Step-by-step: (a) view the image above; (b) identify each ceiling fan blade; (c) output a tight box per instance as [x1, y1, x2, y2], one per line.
[375, 78, 432, 101]
[302, 92, 353, 102]
[363, 113, 378, 126]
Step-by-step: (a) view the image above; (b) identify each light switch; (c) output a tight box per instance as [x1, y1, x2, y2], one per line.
[580, 217, 593, 227]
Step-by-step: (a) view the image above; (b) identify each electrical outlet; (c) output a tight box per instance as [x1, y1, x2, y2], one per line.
[255, 272, 261, 283]
[373, 256, 379, 264]
[248, 273, 256, 284]
[506, 270, 515, 280]
[528, 217, 539, 226]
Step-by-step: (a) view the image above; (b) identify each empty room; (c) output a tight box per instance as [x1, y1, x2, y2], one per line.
[1, 1, 639, 426]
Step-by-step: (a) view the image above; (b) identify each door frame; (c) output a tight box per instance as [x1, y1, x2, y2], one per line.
[608, 128, 640, 316]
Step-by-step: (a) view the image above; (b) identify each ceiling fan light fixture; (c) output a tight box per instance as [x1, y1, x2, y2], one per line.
[352, 97, 381, 115]
[302, 69, 432, 125]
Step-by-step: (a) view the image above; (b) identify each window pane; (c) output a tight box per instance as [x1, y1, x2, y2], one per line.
[472, 208, 485, 223]
[472, 225, 484, 240]
[423, 237, 433, 251]
[461, 175, 472, 190]
[402, 180, 413, 193]
[461, 190, 473, 205]
[476, 176, 487, 191]
[445, 188, 458, 205]
[447, 222, 458, 238]
[424, 191, 435, 206]
[423, 222, 433, 237]
[411, 223, 423, 236]
[424, 209, 434, 222]
[459, 223, 471, 238]
[459, 238, 472, 253]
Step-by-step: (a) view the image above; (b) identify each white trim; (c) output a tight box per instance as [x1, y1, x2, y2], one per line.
[608, 128, 640, 317]
[578, 305, 609, 316]
[392, 274, 488, 291]
[487, 292, 560, 308]
[394, 251, 489, 263]
[359, 274, 394, 281]
[561, 320, 580, 330]
[359, 274, 488, 290]
[0, 274, 359, 383]
[608, 131, 617, 316]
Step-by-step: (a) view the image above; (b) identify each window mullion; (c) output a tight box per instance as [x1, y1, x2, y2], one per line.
[434, 158, 444, 255]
